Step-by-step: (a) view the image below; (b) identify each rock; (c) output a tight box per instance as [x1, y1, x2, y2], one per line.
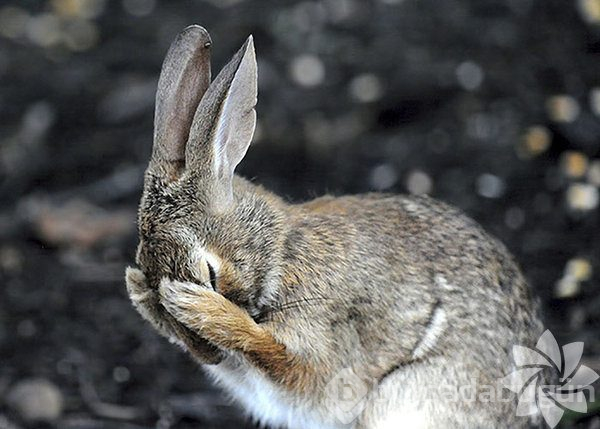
[546, 95, 581, 123]
[289, 54, 325, 87]
[518, 126, 551, 159]
[555, 275, 580, 299]
[476, 174, 506, 199]
[122, 0, 156, 17]
[578, 0, 600, 24]
[6, 379, 63, 423]
[566, 257, 593, 282]
[555, 258, 593, 298]
[455, 61, 484, 91]
[20, 197, 135, 248]
[0, 414, 22, 429]
[349, 74, 383, 103]
[560, 151, 589, 179]
[566, 183, 599, 211]
[405, 169, 433, 195]
[369, 163, 397, 190]
[588, 159, 600, 186]
[51, 0, 106, 19]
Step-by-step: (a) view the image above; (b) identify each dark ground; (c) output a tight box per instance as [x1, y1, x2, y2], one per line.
[0, 0, 599, 428]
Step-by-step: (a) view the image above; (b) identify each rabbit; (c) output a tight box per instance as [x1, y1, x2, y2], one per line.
[125, 25, 546, 429]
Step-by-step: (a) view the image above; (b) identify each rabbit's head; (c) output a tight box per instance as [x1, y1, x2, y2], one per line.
[133, 26, 281, 315]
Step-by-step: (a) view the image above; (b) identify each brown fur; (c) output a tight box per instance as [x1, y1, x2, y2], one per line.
[125, 26, 544, 429]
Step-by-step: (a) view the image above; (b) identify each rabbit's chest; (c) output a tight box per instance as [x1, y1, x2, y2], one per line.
[205, 359, 344, 429]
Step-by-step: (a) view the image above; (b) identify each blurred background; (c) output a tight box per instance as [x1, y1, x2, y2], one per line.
[0, 0, 599, 428]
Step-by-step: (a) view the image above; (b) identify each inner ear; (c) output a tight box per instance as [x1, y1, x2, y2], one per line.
[151, 25, 212, 176]
[185, 35, 257, 211]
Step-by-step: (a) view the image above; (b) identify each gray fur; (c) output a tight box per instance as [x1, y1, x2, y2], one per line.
[126, 26, 544, 429]
[153, 25, 211, 168]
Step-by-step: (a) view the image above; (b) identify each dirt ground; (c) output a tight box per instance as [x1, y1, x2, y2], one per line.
[0, 0, 599, 428]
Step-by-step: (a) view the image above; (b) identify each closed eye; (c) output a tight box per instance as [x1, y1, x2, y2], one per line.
[207, 261, 217, 291]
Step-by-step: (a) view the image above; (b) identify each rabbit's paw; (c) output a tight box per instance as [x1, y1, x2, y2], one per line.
[159, 278, 258, 351]
[126, 267, 155, 303]
[125, 267, 173, 336]
[159, 278, 313, 389]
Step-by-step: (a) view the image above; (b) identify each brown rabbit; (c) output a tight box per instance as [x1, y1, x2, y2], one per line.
[126, 25, 545, 428]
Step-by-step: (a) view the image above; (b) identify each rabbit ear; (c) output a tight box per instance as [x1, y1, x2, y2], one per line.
[151, 25, 212, 172]
[185, 35, 257, 210]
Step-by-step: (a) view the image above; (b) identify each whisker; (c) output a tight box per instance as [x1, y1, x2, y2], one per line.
[258, 295, 335, 322]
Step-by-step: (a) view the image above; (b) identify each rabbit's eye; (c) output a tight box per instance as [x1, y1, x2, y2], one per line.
[196, 257, 218, 291]
[206, 261, 217, 290]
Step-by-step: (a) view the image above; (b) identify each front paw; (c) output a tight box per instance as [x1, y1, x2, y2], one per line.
[126, 268, 223, 364]
[125, 267, 171, 336]
[159, 278, 257, 351]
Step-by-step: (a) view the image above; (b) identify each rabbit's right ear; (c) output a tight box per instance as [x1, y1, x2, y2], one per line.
[151, 25, 211, 175]
[185, 36, 257, 212]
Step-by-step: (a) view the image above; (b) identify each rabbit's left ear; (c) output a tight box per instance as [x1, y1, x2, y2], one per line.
[152, 25, 211, 173]
[186, 36, 257, 210]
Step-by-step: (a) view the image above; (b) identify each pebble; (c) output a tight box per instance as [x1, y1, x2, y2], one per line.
[324, 0, 358, 23]
[52, 0, 106, 19]
[0, 415, 21, 429]
[590, 88, 600, 116]
[505, 206, 525, 230]
[405, 169, 433, 195]
[122, 0, 156, 17]
[349, 74, 383, 103]
[546, 95, 580, 123]
[455, 61, 484, 91]
[555, 258, 593, 298]
[7, 379, 63, 423]
[566, 257, 593, 281]
[369, 163, 397, 190]
[0, 246, 23, 274]
[289, 54, 325, 87]
[518, 125, 551, 158]
[566, 183, 599, 211]
[578, 0, 600, 24]
[112, 366, 130, 383]
[555, 276, 580, 299]
[560, 151, 589, 179]
[0, 6, 29, 39]
[17, 319, 36, 338]
[26, 13, 62, 48]
[466, 113, 497, 140]
[587, 159, 600, 186]
[63, 18, 99, 52]
[21, 197, 135, 248]
[476, 173, 505, 199]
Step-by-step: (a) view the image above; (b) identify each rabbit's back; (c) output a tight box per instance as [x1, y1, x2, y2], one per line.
[278, 192, 541, 373]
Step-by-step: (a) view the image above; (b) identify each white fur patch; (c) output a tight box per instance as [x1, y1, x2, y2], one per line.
[190, 243, 221, 273]
[434, 275, 456, 291]
[411, 306, 447, 360]
[205, 359, 345, 429]
[128, 290, 152, 303]
[373, 407, 429, 429]
[172, 226, 221, 274]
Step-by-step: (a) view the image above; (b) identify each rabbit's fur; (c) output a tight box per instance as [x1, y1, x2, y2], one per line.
[126, 25, 544, 429]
